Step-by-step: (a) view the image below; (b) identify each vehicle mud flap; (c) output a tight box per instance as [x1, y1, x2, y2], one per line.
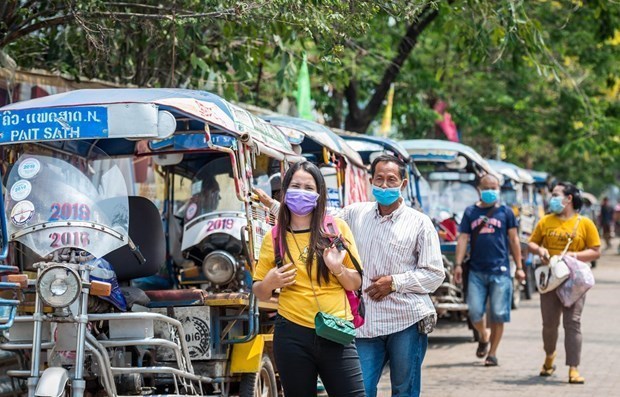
[34, 367, 69, 397]
[239, 355, 278, 397]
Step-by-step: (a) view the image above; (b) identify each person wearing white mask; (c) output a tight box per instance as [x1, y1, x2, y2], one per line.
[454, 173, 524, 367]
[528, 182, 600, 384]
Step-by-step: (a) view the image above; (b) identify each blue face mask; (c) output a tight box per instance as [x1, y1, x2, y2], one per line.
[480, 189, 499, 204]
[549, 196, 566, 214]
[372, 185, 402, 206]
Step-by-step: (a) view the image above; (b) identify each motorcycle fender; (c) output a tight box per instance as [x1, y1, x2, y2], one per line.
[35, 367, 69, 397]
[230, 334, 272, 374]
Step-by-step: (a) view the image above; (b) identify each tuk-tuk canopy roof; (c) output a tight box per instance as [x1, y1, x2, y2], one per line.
[263, 116, 365, 168]
[0, 88, 299, 159]
[487, 159, 535, 185]
[527, 169, 551, 185]
[336, 132, 421, 177]
[400, 139, 500, 180]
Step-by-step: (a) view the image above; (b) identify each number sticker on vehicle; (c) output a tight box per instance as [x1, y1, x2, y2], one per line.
[205, 218, 235, 232]
[49, 231, 90, 248]
[49, 203, 91, 222]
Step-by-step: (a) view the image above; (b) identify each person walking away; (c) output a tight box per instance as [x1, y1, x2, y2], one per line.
[528, 182, 600, 384]
[252, 161, 365, 397]
[454, 174, 525, 367]
[256, 155, 444, 397]
[598, 197, 613, 250]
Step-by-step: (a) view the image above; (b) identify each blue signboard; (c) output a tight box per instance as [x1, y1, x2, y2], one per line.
[0, 106, 109, 144]
[326, 187, 341, 208]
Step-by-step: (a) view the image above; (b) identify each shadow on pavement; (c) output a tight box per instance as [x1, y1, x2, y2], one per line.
[495, 376, 567, 386]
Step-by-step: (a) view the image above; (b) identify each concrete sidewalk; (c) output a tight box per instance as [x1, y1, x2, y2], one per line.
[377, 246, 620, 397]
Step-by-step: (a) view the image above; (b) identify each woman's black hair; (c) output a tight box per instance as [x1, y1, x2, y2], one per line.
[277, 161, 332, 285]
[556, 182, 583, 211]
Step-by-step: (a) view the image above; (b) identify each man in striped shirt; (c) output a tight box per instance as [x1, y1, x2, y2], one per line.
[257, 155, 444, 396]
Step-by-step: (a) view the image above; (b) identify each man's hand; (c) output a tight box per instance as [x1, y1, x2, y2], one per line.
[515, 268, 526, 282]
[253, 188, 274, 208]
[364, 275, 393, 301]
[454, 265, 463, 285]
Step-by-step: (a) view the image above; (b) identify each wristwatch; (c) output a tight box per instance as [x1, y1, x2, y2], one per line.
[390, 279, 397, 293]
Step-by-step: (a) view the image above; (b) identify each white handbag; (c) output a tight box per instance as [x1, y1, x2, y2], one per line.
[535, 256, 570, 294]
[534, 216, 581, 294]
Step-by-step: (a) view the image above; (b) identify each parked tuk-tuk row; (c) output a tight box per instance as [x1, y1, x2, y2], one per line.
[0, 88, 557, 397]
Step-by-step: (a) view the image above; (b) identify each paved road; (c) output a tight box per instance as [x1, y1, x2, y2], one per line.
[377, 244, 620, 397]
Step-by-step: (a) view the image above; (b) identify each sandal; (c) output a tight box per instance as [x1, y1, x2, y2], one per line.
[539, 352, 557, 377]
[484, 355, 498, 367]
[476, 341, 489, 358]
[569, 368, 585, 384]
[540, 364, 556, 376]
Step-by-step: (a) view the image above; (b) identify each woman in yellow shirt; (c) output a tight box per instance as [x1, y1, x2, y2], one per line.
[528, 182, 601, 384]
[253, 161, 365, 397]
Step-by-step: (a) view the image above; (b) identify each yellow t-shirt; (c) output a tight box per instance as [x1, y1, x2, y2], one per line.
[253, 218, 363, 329]
[529, 214, 601, 256]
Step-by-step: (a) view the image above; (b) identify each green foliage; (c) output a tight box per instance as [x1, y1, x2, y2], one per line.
[1, 0, 618, 193]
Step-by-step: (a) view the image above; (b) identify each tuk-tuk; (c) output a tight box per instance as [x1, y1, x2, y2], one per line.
[335, 132, 423, 210]
[262, 116, 369, 208]
[399, 139, 503, 319]
[487, 159, 538, 302]
[0, 88, 302, 397]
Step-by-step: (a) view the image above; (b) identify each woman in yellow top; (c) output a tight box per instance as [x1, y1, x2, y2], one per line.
[528, 182, 600, 384]
[253, 161, 365, 397]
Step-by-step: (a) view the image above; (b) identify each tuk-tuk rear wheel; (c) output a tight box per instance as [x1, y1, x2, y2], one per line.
[239, 354, 278, 397]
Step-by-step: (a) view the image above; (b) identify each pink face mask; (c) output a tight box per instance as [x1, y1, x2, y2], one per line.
[284, 188, 319, 216]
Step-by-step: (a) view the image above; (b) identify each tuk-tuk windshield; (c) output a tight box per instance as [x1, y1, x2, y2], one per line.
[501, 189, 518, 207]
[5, 153, 129, 258]
[420, 179, 479, 223]
[185, 157, 246, 220]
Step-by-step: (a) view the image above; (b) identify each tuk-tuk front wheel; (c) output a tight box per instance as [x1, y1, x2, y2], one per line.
[239, 354, 278, 397]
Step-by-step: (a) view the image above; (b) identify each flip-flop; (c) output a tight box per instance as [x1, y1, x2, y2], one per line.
[484, 355, 498, 367]
[476, 341, 489, 358]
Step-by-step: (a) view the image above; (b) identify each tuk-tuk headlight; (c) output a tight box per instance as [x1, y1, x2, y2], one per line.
[37, 266, 81, 308]
[202, 250, 236, 285]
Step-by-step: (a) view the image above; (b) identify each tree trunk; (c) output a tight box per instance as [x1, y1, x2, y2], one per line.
[343, 4, 441, 133]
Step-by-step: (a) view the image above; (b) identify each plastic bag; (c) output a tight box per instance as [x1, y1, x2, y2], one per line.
[556, 255, 595, 307]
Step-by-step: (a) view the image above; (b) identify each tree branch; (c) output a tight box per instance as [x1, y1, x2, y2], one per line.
[368, 7, 439, 117]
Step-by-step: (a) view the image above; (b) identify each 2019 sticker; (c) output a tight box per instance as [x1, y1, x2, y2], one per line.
[10, 200, 35, 226]
[10, 180, 32, 201]
[49, 231, 90, 248]
[49, 202, 91, 221]
[17, 158, 41, 179]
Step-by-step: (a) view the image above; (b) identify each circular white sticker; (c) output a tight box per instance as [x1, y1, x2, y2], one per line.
[186, 202, 198, 220]
[11, 200, 35, 226]
[18, 158, 41, 179]
[10, 180, 32, 201]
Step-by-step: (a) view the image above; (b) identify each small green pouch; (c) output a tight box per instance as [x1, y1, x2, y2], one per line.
[314, 311, 355, 345]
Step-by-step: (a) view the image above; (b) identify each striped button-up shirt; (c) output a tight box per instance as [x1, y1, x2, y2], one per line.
[338, 201, 444, 338]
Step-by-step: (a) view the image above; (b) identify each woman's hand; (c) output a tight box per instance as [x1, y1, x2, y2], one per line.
[323, 245, 346, 275]
[539, 247, 551, 265]
[263, 263, 297, 289]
